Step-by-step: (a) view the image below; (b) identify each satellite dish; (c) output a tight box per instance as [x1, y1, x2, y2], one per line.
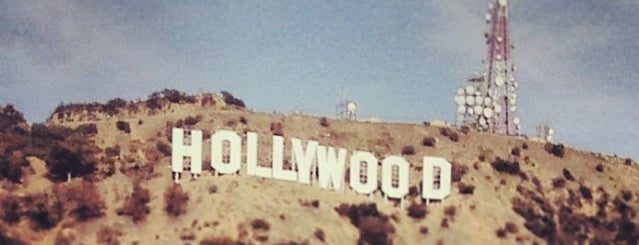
[510, 98, 517, 105]
[479, 117, 487, 126]
[457, 106, 466, 114]
[497, 36, 503, 43]
[496, 54, 502, 60]
[484, 97, 492, 106]
[548, 129, 554, 135]
[494, 104, 503, 113]
[474, 105, 483, 115]
[457, 88, 464, 95]
[483, 108, 494, 118]
[485, 13, 492, 21]
[347, 102, 357, 111]
[466, 96, 475, 105]
[513, 117, 520, 125]
[488, 2, 494, 9]
[498, 0, 508, 7]
[513, 81, 519, 88]
[511, 106, 517, 112]
[475, 96, 484, 105]
[468, 107, 475, 115]
[465, 85, 475, 94]
[510, 76, 516, 82]
[511, 93, 518, 99]
[495, 76, 505, 86]
[454, 96, 465, 105]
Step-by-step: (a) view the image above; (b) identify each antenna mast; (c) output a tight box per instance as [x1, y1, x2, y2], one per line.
[455, 0, 520, 135]
[336, 90, 357, 120]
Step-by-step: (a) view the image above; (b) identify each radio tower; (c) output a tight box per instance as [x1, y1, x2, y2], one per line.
[454, 0, 520, 135]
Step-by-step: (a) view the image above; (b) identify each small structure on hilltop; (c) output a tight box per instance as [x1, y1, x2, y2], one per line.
[536, 122, 554, 142]
[336, 92, 357, 120]
[454, 0, 520, 136]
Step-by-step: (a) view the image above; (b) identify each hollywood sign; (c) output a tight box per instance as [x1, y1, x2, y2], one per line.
[171, 128, 452, 202]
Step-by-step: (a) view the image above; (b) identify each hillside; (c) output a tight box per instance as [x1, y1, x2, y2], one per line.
[1, 90, 638, 245]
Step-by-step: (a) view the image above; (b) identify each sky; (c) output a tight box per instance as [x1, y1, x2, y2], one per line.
[0, 0, 637, 160]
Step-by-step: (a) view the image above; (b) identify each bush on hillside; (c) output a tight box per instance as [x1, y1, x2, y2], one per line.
[76, 124, 98, 135]
[103, 98, 127, 116]
[407, 202, 427, 219]
[439, 128, 459, 142]
[0, 104, 28, 135]
[451, 163, 469, 182]
[491, 158, 521, 175]
[334, 203, 395, 245]
[319, 117, 329, 127]
[156, 142, 172, 157]
[220, 91, 245, 108]
[23, 193, 64, 230]
[165, 184, 189, 217]
[401, 145, 416, 155]
[270, 122, 284, 136]
[544, 143, 565, 158]
[184, 116, 200, 126]
[0, 195, 22, 224]
[145, 92, 162, 110]
[0, 158, 24, 183]
[56, 180, 105, 221]
[459, 182, 475, 195]
[421, 136, 436, 147]
[46, 146, 96, 182]
[116, 121, 131, 134]
[117, 183, 151, 222]
[511, 146, 521, 157]
[0, 227, 26, 245]
[199, 237, 242, 245]
[562, 168, 575, 181]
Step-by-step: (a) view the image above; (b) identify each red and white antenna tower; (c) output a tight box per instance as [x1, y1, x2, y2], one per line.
[454, 0, 520, 135]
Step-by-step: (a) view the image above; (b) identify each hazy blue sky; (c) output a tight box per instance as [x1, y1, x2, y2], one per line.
[0, 0, 637, 160]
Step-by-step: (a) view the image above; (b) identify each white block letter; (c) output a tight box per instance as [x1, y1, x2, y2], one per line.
[246, 132, 272, 178]
[272, 135, 297, 181]
[381, 156, 409, 199]
[291, 138, 318, 184]
[316, 145, 347, 190]
[422, 156, 452, 200]
[349, 151, 378, 195]
[211, 130, 242, 174]
[172, 128, 203, 174]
